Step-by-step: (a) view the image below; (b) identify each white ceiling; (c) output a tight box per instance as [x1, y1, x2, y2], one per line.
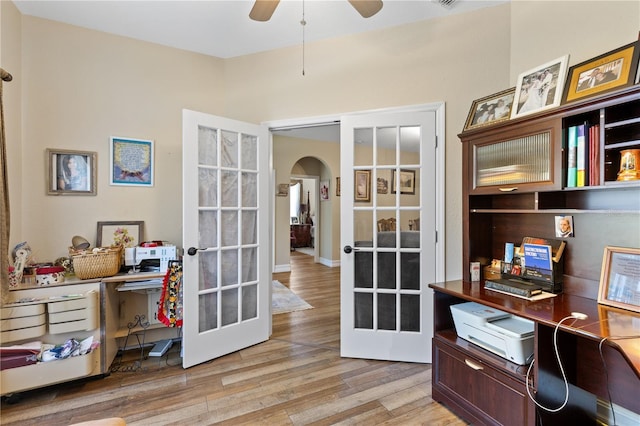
[13, 0, 507, 59]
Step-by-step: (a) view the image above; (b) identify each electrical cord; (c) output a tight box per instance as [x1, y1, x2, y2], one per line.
[598, 334, 640, 426]
[525, 314, 587, 413]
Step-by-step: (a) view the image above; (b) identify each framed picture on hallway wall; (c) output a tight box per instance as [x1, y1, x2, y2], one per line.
[47, 148, 97, 196]
[354, 170, 371, 202]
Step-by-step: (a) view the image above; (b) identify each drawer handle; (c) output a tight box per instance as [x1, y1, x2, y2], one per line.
[464, 359, 484, 371]
[498, 187, 518, 192]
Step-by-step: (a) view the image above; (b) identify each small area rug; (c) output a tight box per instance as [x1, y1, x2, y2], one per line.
[272, 280, 313, 314]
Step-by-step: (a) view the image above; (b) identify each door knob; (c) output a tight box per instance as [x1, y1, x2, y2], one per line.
[187, 247, 204, 256]
[343, 245, 353, 254]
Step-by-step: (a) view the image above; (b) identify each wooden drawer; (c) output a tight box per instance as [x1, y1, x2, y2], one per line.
[433, 336, 533, 426]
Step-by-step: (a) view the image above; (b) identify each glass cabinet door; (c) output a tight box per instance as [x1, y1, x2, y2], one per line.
[468, 118, 562, 194]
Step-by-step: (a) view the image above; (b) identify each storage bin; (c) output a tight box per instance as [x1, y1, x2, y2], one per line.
[36, 266, 66, 286]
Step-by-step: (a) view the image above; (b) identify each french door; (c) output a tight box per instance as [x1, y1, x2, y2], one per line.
[182, 110, 270, 368]
[340, 108, 439, 363]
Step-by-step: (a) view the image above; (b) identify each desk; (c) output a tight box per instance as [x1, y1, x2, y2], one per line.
[429, 280, 640, 425]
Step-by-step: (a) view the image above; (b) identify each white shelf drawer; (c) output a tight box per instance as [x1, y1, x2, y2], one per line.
[0, 304, 45, 319]
[1, 314, 46, 331]
[0, 350, 99, 395]
[0, 324, 46, 344]
[48, 296, 92, 313]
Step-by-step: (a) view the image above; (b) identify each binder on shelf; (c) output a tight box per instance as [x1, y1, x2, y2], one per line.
[576, 123, 588, 187]
[589, 124, 600, 186]
[567, 125, 577, 187]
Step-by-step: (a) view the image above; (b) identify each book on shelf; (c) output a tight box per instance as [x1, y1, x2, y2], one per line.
[576, 122, 588, 187]
[589, 124, 600, 186]
[485, 278, 543, 297]
[567, 125, 577, 187]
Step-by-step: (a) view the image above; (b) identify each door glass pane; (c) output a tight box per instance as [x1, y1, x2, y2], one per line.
[354, 292, 373, 329]
[221, 288, 238, 326]
[399, 126, 420, 163]
[354, 128, 373, 166]
[354, 251, 372, 289]
[242, 284, 257, 320]
[198, 292, 217, 332]
[221, 171, 238, 207]
[221, 130, 238, 168]
[377, 252, 396, 289]
[401, 294, 420, 332]
[199, 169, 217, 207]
[401, 253, 420, 290]
[198, 211, 217, 248]
[377, 293, 396, 330]
[221, 249, 238, 287]
[242, 211, 257, 245]
[198, 251, 217, 291]
[242, 172, 257, 207]
[241, 134, 257, 170]
[242, 247, 257, 282]
[198, 125, 217, 166]
[221, 211, 238, 246]
[376, 127, 396, 166]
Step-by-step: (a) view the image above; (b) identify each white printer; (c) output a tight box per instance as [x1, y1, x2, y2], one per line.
[450, 301, 534, 365]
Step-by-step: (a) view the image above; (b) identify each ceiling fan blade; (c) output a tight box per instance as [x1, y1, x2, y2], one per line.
[249, 0, 280, 22]
[348, 0, 383, 18]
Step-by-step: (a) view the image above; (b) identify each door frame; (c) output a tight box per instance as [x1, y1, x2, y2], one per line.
[265, 102, 446, 283]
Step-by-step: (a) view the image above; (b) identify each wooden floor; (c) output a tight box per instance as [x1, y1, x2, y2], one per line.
[0, 252, 466, 426]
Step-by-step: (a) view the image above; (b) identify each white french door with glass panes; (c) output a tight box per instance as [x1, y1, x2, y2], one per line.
[340, 107, 442, 363]
[182, 110, 270, 368]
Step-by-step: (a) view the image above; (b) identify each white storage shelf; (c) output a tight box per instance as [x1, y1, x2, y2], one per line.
[1, 285, 101, 396]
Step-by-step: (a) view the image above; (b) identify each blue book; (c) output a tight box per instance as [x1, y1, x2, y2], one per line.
[523, 243, 553, 272]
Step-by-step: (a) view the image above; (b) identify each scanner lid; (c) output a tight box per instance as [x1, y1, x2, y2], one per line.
[450, 302, 510, 321]
[486, 316, 534, 338]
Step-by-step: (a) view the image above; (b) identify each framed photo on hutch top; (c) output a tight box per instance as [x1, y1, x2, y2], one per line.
[511, 55, 569, 119]
[563, 41, 640, 104]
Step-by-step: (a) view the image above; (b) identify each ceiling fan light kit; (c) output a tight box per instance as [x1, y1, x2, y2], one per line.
[249, 0, 384, 22]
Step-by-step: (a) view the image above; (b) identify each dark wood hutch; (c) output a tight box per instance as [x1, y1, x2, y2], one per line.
[430, 85, 640, 425]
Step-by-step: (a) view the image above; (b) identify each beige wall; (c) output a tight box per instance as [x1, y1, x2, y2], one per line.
[2, 1, 638, 282]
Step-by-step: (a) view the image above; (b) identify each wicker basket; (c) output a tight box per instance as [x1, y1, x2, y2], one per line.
[70, 246, 122, 280]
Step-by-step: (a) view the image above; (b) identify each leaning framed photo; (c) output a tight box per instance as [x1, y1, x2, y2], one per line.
[463, 88, 515, 131]
[597, 246, 640, 313]
[47, 148, 97, 195]
[391, 169, 416, 195]
[354, 170, 371, 202]
[512, 55, 570, 119]
[110, 136, 154, 187]
[563, 41, 640, 104]
[96, 221, 144, 248]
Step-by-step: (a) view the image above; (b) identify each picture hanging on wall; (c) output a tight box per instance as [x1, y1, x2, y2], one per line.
[109, 136, 154, 187]
[47, 148, 97, 196]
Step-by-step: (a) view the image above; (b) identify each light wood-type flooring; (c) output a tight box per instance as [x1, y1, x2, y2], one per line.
[0, 251, 466, 425]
